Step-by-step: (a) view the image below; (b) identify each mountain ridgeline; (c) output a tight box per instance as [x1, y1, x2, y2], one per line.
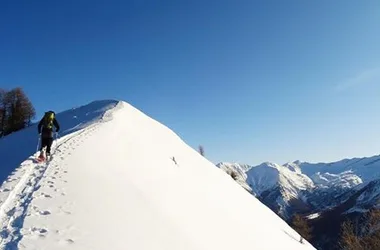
[217, 156, 380, 249]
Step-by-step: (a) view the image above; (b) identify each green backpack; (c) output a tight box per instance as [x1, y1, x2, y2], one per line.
[43, 111, 55, 129]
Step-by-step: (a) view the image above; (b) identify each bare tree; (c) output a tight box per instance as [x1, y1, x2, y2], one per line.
[230, 171, 238, 180]
[339, 209, 380, 250]
[224, 169, 239, 180]
[363, 209, 380, 250]
[0, 89, 12, 136]
[198, 145, 204, 156]
[0, 87, 35, 136]
[339, 219, 364, 250]
[291, 214, 312, 243]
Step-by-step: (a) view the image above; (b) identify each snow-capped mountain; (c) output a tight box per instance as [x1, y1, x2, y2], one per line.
[219, 154, 380, 219]
[286, 158, 379, 214]
[296, 155, 380, 184]
[246, 162, 315, 219]
[0, 100, 315, 250]
[217, 161, 317, 219]
[218, 157, 380, 249]
[246, 162, 315, 196]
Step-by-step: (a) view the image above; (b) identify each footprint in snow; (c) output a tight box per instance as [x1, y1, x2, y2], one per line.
[39, 210, 51, 216]
[31, 227, 48, 237]
[41, 193, 52, 198]
[58, 207, 71, 215]
[59, 239, 75, 245]
[6, 208, 16, 217]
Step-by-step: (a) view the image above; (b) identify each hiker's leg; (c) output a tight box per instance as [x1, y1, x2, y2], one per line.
[40, 137, 48, 151]
[46, 138, 53, 155]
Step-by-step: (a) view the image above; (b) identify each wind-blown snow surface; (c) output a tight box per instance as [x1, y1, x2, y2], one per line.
[0, 101, 314, 249]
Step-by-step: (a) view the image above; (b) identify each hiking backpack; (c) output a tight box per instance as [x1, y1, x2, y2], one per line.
[43, 111, 55, 129]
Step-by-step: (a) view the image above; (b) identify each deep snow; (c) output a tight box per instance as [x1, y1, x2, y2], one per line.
[0, 100, 315, 249]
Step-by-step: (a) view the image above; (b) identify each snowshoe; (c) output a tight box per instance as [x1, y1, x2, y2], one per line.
[37, 152, 46, 162]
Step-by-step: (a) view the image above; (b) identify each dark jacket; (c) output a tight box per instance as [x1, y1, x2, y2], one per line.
[38, 115, 60, 138]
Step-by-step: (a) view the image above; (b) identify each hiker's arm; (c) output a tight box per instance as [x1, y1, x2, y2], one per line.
[54, 119, 60, 132]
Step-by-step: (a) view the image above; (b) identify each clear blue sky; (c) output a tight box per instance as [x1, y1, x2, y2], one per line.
[1, 0, 380, 165]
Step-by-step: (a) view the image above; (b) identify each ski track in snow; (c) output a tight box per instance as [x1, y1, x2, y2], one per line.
[0, 123, 100, 249]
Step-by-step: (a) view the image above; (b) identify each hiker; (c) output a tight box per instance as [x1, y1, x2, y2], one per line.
[37, 110, 60, 159]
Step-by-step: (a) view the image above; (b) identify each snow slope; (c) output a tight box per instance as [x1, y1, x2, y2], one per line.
[0, 100, 315, 249]
[0, 100, 118, 186]
[215, 163, 253, 194]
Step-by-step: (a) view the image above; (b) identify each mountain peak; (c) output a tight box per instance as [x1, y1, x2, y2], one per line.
[0, 100, 315, 250]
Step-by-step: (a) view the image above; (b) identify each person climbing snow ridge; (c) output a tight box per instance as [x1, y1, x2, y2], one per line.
[37, 110, 60, 161]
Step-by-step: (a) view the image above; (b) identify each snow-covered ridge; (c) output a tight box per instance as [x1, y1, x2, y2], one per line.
[218, 162, 315, 199]
[311, 171, 363, 189]
[0, 100, 315, 250]
[297, 155, 380, 184]
[222, 153, 380, 193]
[355, 179, 380, 208]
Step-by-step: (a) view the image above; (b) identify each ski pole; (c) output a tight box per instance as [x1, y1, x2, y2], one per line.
[55, 132, 60, 144]
[36, 135, 41, 154]
[53, 132, 60, 154]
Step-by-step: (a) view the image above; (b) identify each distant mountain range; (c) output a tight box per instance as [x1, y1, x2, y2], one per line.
[217, 154, 380, 249]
